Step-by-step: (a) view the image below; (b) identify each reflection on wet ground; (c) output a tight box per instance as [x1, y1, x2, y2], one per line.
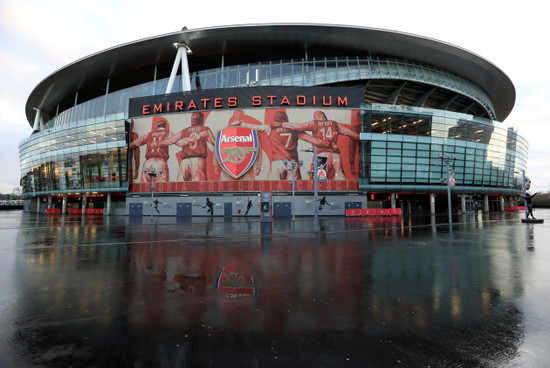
[1, 210, 550, 367]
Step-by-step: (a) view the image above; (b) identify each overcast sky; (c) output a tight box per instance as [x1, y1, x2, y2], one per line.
[1, 0, 548, 194]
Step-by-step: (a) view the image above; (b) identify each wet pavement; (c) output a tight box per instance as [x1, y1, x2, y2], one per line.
[1, 210, 550, 367]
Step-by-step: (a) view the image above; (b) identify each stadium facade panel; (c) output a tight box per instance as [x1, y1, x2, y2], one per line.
[19, 24, 527, 216]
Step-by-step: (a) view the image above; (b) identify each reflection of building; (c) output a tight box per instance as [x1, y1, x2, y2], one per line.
[19, 24, 527, 216]
[12, 217, 525, 365]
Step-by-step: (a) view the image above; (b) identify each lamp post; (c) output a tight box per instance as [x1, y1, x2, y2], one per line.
[313, 146, 320, 231]
[284, 159, 303, 220]
[143, 167, 162, 220]
[439, 153, 456, 226]
[303, 147, 320, 231]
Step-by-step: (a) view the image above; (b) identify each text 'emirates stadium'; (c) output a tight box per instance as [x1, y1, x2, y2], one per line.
[19, 24, 527, 217]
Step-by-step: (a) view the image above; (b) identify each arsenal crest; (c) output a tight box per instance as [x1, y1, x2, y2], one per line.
[215, 267, 258, 296]
[216, 127, 259, 179]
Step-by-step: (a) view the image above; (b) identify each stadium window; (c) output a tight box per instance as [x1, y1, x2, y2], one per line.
[389, 115, 403, 134]
[371, 116, 387, 134]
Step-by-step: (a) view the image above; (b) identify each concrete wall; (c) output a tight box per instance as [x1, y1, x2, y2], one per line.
[126, 192, 368, 217]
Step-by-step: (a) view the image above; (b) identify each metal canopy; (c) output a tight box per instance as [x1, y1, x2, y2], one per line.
[25, 23, 515, 126]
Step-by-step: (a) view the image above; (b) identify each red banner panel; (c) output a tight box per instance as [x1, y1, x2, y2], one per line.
[128, 89, 361, 194]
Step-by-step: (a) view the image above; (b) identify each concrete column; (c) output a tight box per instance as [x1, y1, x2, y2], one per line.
[47, 195, 53, 209]
[180, 47, 191, 92]
[500, 195, 505, 212]
[62, 194, 68, 214]
[32, 109, 41, 131]
[166, 44, 191, 94]
[166, 47, 183, 94]
[390, 193, 396, 208]
[106, 193, 112, 216]
[36, 197, 41, 214]
[483, 194, 490, 213]
[430, 193, 436, 215]
[82, 193, 87, 215]
[461, 194, 466, 214]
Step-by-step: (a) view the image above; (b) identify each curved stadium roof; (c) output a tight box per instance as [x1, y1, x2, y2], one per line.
[25, 23, 515, 127]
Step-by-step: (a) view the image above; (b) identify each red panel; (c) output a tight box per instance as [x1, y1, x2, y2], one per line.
[389, 208, 402, 215]
[85, 208, 104, 214]
[346, 209, 361, 216]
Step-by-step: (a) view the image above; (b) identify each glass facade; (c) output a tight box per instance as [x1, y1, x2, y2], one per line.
[41, 56, 496, 132]
[19, 120, 128, 196]
[358, 104, 527, 192]
[19, 55, 525, 201]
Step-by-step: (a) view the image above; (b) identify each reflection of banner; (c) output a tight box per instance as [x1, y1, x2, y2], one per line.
[216, 267, 258, 296]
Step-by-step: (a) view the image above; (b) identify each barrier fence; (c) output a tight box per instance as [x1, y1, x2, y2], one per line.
[504, 206, 526, 211]
[345, 208, 402, 217]
[47, 208, 104, 214]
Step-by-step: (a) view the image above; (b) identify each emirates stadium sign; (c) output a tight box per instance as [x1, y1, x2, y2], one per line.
[128, 86, 364, 117]
[216, 127, 259, 179]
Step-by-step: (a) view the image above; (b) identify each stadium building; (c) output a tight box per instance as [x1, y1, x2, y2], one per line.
[19, 24, 527, 217]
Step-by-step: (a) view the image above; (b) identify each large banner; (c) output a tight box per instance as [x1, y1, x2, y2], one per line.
[128, 87, 362, 193]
